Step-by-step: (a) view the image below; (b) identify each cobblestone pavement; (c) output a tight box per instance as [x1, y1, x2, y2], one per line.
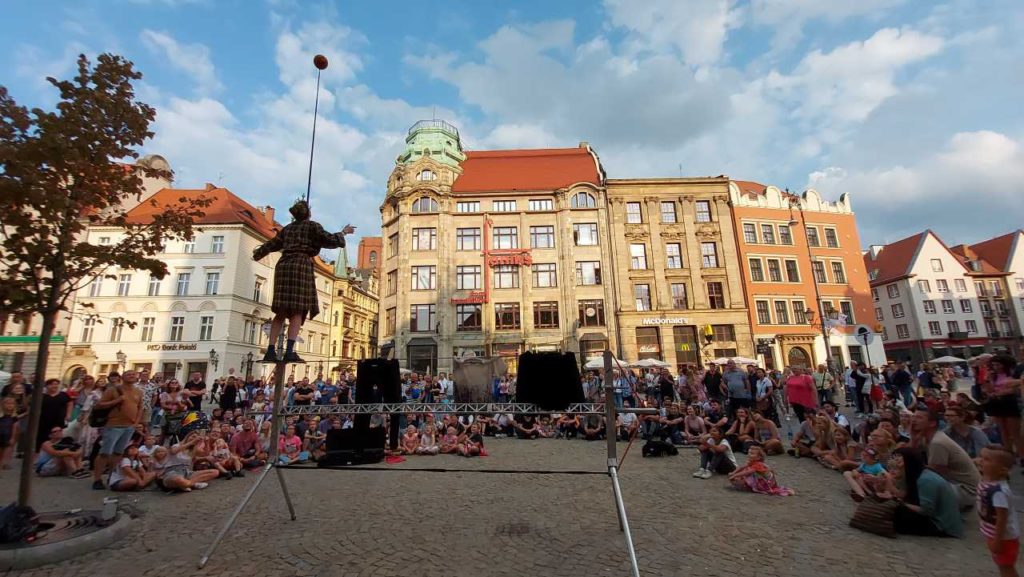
[0, 437, 1009, 577]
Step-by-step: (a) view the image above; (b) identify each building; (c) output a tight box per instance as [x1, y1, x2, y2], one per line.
[0, 155, 173, 381]
[953, 230, 1024, 357]
[378, 120, 616, 375]
[61, 184, 337, 383]
[604, 177, 752, 371]
[729, 181, 884, 371]
[865, 231, 991, 363]
[357, 237, 382, 273]
[328, 256, 380, 373]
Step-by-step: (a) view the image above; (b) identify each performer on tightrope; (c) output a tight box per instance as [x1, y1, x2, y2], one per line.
[253, 200, 354, 363]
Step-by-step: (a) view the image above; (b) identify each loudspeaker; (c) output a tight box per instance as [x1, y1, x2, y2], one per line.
[356, 359, 401, 403]
[320, 427, 386, 466]
[517, 352, 584, 411]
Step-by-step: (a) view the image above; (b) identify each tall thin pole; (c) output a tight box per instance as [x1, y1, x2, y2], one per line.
[305, 68, 322, 205]
[797, 206, 833, 373]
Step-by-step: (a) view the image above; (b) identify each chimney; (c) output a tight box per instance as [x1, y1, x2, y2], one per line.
[264, 206, 275, 224]
[869, 245, 883, 260]
[579, 141, 589, 149]
[204, 182, 216, 191]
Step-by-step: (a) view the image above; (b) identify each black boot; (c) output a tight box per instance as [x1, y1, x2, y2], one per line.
[282, 350, 305, 363]
[261, 346, 278, 363]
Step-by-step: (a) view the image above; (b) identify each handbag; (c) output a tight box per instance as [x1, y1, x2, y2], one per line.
[87, 388, 121, 428]
[849, 498, 897, 538]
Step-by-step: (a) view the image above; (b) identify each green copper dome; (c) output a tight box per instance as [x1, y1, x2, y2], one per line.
[398, 119, 465, 167]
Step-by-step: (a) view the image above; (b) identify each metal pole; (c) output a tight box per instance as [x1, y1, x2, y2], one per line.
[604, 350, 641, 577]
[609, 465, 641, 577]
[305, 69, 322, 205]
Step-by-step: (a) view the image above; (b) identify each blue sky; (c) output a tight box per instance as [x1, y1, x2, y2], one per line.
[4, 0, 1023, 248]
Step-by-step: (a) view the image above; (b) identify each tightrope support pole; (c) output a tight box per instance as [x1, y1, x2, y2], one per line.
[604, 350, 641, 577]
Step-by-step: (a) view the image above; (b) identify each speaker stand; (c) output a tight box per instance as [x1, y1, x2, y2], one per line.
[198, 359, 297, 568]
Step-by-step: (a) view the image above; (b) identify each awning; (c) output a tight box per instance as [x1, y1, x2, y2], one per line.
[406, 337, 437, 347]
[579, 333, 608, 342]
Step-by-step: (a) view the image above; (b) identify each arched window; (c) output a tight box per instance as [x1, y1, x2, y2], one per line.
[411, 197, 438, 213]
[369, 251, 378, 264]
[417, 169, 436, 181]
[571, 192, 596, 208]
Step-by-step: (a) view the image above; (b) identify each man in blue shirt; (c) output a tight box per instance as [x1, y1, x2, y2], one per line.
[318, 378, 339, 406]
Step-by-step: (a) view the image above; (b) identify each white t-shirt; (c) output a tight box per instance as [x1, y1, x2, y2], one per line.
[153, 445, 192, 476]
[110, 457, 141, 485]
[713, 438, 737, 466]
[619, 413, 637, 427]
[138, 444, 157, 458]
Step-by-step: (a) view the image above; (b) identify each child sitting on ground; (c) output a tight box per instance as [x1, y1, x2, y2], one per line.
[416, 427, 440, 455]
[211, 438, 243, 478]
[977, 446, 1020, 577]
[440, 427, 459, 454]
[843, 447, 888, 501]
[457, 423, 484, 457]
[137, 434, 158, 468]
[727, 446, 794, 496]
[401, 425, 420, 455]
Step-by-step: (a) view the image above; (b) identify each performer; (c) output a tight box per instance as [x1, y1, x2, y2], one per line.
[253, 200, 354, 362]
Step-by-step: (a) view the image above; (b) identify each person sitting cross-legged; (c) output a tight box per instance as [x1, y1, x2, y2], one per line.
[35, 426, 87, 478]
[151, 434, 220, 492]
[582, 414, 606, 441]
[514, 415, 543, 439]
[695, 427, 737, 479]
[109, 444, 156, 491]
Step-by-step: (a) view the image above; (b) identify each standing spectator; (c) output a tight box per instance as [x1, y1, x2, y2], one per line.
[981, 355, 1022, 457]
[37, 378, 72, 450]
[438, 373, 453, 403]
[184, 372, 207, 415]
[91, 370, 143, 490]
[722, 361, 752, 419]
[219, 376, 239, 412]
[703, 364, 723, 403]
[292, 378, 315, 406]
[785, 368, 817, 422]
[812, 364, 835, 407]
[135, 370, 160, 433]
[0, 397, 20, 470]
[657, 368, 675, 406]
[891, 362, 916, 409]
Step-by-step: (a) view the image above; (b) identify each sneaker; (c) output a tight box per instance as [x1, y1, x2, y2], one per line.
[786, 448, 796, 457]
[233, 470, 245, 478]
[699, 469, 713, 479]
[192, 482, 209, 490]
[71, 469, 91, 479]
[92, 480, 105, 490]
[692, 468, 705, 478]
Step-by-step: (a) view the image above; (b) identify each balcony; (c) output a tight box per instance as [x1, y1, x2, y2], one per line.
[948, 331, 969, 340]
[990, 331, 1002, 338]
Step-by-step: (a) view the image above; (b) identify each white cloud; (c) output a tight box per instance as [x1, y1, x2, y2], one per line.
[749, 0, 907, 50]
[274, 20, 364, 87]
[140, 30, 222, 95]
[603, 0, 743, 67]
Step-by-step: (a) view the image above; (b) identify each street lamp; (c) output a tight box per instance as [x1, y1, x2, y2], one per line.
[209, 348, 219, 371]
[175, 360, 183, 380]
[790, 201, 836, 375]
[245, 352, 254, 381]
[115, 350, 126, 369]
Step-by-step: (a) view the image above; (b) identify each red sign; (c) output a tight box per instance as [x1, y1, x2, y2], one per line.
[450, 291, 486, 305]
[487, 251, 533, 267]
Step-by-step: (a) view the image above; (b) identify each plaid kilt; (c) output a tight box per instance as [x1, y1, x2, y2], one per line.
[253, 219, 345, 321]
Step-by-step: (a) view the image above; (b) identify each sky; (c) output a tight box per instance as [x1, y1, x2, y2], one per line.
[4, 0, 1023, 251]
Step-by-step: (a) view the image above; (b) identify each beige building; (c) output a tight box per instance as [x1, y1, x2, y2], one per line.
[328, 253, 380, 374]
[605, 178, 753, 371]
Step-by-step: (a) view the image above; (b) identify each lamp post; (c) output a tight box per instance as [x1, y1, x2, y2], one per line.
[175, 360, 183, 380]
[115, 350, 127, 370]
[701, 324, 715, 367]
[791, 206, 835, 375]
[245, 352, 254, 382]
[209, 348, 219, 371]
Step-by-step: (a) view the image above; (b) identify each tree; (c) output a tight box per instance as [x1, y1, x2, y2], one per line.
[0, 53, 210, 507]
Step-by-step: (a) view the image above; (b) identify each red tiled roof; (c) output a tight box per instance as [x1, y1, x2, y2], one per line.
[970, 231, 1023, 272]
[451, 146, 602, 193]
[863, 231, 928, 285]
[125, 184, 280, 239]
[732, 179, 800, 200]
[949, 244, 1004, 275]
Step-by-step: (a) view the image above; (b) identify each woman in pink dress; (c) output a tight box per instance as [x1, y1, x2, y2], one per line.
[785, 367, 817, 422]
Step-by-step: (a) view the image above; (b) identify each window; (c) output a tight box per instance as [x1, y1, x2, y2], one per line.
[528, 199, 553, 211]
[955, 279, 967, 292]
[875, 307, 884, 321]
[960, 299, 973, 313]
[456, 266, 481, 290]
[573, 223, 598, 246]
[493, 265, 520, 289]
[936, 279, 949, 293]
[332, 312, 339, 327]
[81, 317, 95, 342]
[88, 277, 102, 297]
[532, 263, 557, 288]
[784, 260, 800, 283]
[707, 282, 725, 309]
[660, 202, 676, 223]
[778, 225, 792, 245]
[176, 272, 190, 296]
[492, 200, 516, 212]
[896, 324, 910, 339]
[793, 302, 808, 324]
[918, 280, 931, 293]
[99, 236, 111, 245]
[812, 261, 827, 283]
[941, 300, 954, 314]
[742, 223, 757, 244]
[671, 283, 688, 309]
[985, 319, 998, 334]
[634, 284, 652, 311]
[254, 279, 264, 302]
[824, 229, 839, 248]
[996, 300, 1008, 315]
[199, 315, 214, 341]
[109, 318, 124, 342]
[761, 224, 776, 244]
[928, 321, 942, 336]
[636, 327, 661, 359]
[388, 233, 399, 258]
[840, 301, 855, 323]
[931, 259, 944, 272]
[665, 244, 683, 269]
[386, 270, 397, 296]
[965, 320, 978, 334]
[205, 272, 220, 295]
[211, 235, 224, 253]
[887, 284, 900, 299]
[881, 328, 889, 341]
[630, 244, 648, 270]
[412, 197, 438, 213]
[892, 303, 905, 318]
[410, 305, 436, 332]
[947, 321, 960, 334]
[117, 274, 132, 297]
[923, 300, 936, 314]
[755, 301, 771, 324]
[169, 316, 185, 341]
[493, 227, 518, 249]
[533, 302, 559, 329]
[578, 300, 606, 327]
[571, 192, 596, 209]
[695, 201, 711, 223]
[1001, 319, 1012, 334]
[183, 240, 195, 253]
[712, 325, 735, 341]
[456, 304, 482, 331]
[456, 201, 480, 213]
[831, 262, 847, 284]
[981, 300, 992, 315]
[494, 303, 521, 330]
[456, 228, 481, 251]
[766, 259, 782, 282]
[770, 301, 788, 324]
[148, 276, 160, 296]
[412, 228, 437, 250]
[141, 317, 155, 342]
[411, 266, 436, 290]
[576, 261, 602, 285]
[385, 308, 396, 336]
[530, 226, 555, 249]
[701, 242, 719, 268]
[991, 281, 1003, 296]
[806, 227, 820, 247]
[417, 169, 436, 181]
[625, 202, 643, 223]
[872, 288, 879, 301]
[749, 258, 765, 282]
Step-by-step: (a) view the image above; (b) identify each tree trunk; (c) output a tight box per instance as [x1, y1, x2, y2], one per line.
[17, 309, 56, 508]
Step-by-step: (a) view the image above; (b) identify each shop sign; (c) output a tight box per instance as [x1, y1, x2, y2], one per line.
[638, 344, 660, 353]
[641, 317, 687, 326]
[146, 343, 199, 352]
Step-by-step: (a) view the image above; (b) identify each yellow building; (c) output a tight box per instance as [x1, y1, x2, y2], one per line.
[328, 248, 380, 374]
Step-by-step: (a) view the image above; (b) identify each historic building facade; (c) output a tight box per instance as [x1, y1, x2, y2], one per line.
[328, 258, 380, 374]
[378, 120, 618, 375]
[729, 181, 884, 371]
[605, 178, 752, 371]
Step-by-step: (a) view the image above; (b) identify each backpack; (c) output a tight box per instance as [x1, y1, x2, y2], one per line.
[641, 439, 678, 458]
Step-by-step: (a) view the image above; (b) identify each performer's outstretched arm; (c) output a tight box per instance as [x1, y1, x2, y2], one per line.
[252, 233, 284, 261]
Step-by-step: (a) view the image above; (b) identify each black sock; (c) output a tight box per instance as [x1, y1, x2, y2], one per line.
[266, 345, 276, 354]
[286, 339, 295, 353]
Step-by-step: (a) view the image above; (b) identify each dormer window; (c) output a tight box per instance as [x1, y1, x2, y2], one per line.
[411, 196, 439, 213]
[417, 170, 436, 181]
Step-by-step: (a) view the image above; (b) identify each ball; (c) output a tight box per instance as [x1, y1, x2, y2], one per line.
[313, 54, 329, 70]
